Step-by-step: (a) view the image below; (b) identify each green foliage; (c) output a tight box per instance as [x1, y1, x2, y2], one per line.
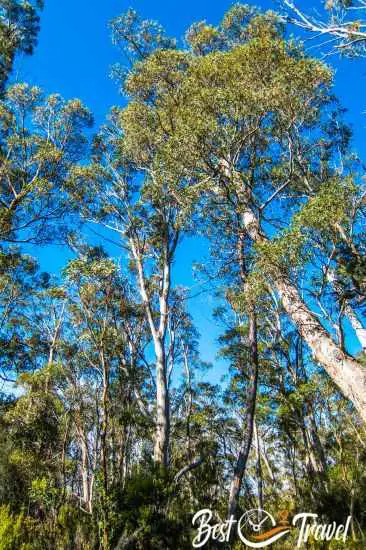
[186, 4, 284, 55]
[0, 83, 93, 245]
[0, 505, 25, 550]
[110, 7, 176, 93]
[0, 1, 44, 94]
[112, 468, 192, 549]
[293, 178, 356, 234]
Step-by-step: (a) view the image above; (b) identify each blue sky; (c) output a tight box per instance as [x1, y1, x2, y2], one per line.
[12, 0, 366, 379]
[15, 0, 366, 139]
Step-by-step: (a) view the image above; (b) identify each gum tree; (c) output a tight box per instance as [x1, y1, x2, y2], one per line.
[183, 8, 366, 419]
[70, 50, 197, 469]
[0, 84, 93, 246]
[105, 5, 366, 423]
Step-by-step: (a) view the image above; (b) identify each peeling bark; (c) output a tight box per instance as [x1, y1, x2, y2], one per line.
[276, 278, 366, 423]
[242, 200, 366, 423]
[218, 161, 366, 423]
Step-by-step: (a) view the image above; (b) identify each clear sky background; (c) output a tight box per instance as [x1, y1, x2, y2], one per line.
[12, 0, 366, 381]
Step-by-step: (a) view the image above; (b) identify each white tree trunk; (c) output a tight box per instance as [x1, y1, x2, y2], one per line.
[131, 238, 170, 467]
[153, 344, 169, 466]
[326, 267, 366, 352]
[238, 200, 366, 423]
[275, 278, 366, 422]
[77, 427, 92, 513]
[345, 305, 366, 352]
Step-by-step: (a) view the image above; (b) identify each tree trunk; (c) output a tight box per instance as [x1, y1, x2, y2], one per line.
[326, 268, 366, 352]
[219, 160, 366, 423]
[260, 443, 275, 483]
[238, 199, 366, 423]
[275, 278, 366, 423]
[77, 426, 92, 513]
[228, 309, 259, 519]
[131, 239, 171, 468]
[183, 344, 193, 458]
[345, 305, 366, 352]
[307, 404, 327, 475]
[154, 344, 170, 466]
[253, 420, 264, 511]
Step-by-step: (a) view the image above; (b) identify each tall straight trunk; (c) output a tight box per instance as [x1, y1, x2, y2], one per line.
[76, 424, 92, 513]
[260, 443, 275, 483]
[100, 354, 109, 495]
[307, 404, 327, 475]
[228, 309, 259, 519]
[183, 344, 193, 458]
[153, 254, 171, 467]
[253, 420, 264, 511]
[154, 343, 170, 466]
[131, 239, 171, 467]
[300, 413, 318, 476]
[81, 438, 91, 512]
[45, 302, 65, 391]
[121, 423, 131, 488]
